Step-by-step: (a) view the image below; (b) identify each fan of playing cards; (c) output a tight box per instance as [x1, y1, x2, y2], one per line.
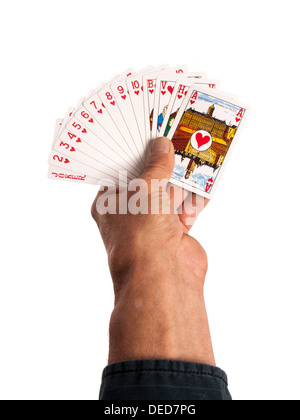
[48, 64, 248, 198]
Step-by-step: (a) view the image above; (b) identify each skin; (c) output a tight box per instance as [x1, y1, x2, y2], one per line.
[92, 137, 215, 367]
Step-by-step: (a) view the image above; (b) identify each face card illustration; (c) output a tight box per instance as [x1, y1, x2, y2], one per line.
[143, 65, 188, 144]
[152, 76, 177, 140]
[161, 78, 219, 138]
[152, 72, 198, 139]
[168, 86, 248, 198]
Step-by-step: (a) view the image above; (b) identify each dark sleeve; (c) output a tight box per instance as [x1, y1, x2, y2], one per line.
[99, 359, 232, 401]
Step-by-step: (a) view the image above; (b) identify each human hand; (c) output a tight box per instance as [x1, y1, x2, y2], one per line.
[92, 137, 215, 366]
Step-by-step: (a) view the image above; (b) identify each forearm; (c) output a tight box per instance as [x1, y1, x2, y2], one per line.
[94, 138, 230, 400]
[108, 256, 215, 367]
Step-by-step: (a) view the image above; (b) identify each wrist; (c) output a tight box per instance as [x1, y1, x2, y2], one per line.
[109, 245, 179, 302]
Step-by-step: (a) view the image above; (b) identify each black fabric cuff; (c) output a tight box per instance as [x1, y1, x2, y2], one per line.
[100, 359, 232, 400]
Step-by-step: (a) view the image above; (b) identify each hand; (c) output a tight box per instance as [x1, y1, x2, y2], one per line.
[92, 137, 215, 366]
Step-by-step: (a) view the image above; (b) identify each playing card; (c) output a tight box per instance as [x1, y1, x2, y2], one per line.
[48, 165, 102, 185]
[49, 121, 122, 181]
[110, 74, 147, 163]
[160, 78, 219, 138]
[49, 120, 117, 184]
[53, 118, 64, 144]
[167, 86, 248, 198]
[77, 70, 143, 170]
[126, 65, 168, 152]
[151, 71, 206, 139]
[54, 125, 139, 180]
[82, 89, 140, 170]
[64, 117, 140, 177]
[48, 120, 98, 184]
[97, 72, 146, 170]
[56, 98, 139, 174]
[143, 65, 189, 145]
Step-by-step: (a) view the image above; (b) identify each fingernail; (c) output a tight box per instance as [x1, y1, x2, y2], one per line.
[151, 137, 170, 154]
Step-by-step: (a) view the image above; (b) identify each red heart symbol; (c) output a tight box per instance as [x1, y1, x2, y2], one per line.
[149, 89, 154, 94]
[236, 117, 241, 123]
[134, 90, 139, 95]
[168, 86, 174, 95]
[121, 95, 126, 100]
[70, 147, 76, 152]
[102, 103, 105, 108]
[205, 178, 214, 192]
[110, 101, 115, 106]
[178, 95, 183, 99]
[195, 133, 211, 148]
[190, 100, 195, 105]
[161, 91, 166, 96]
[76, 138, 82, 143]
[89, 118, 94, 123]
[98, 109, 103, 114]
[141, 86, 144, 92]
[64, 159, 70, 164]
[82, 129, 87, 133]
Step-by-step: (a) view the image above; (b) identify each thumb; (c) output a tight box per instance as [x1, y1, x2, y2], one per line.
[142, 137, 175, 182]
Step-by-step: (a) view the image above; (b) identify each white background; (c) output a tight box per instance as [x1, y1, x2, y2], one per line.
[0, 0, 299, 401]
